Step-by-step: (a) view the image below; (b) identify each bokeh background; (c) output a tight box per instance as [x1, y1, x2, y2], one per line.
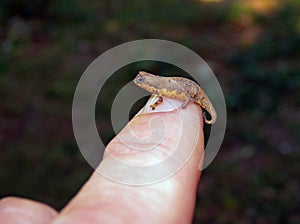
[1, 0, 299, 223]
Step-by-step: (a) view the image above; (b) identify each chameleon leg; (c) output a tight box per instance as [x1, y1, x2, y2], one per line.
[181, 96, 191, 109]
[150, 96, 163, 110]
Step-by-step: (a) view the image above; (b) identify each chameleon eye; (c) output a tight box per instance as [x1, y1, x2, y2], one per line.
[136, 76, 144, 83]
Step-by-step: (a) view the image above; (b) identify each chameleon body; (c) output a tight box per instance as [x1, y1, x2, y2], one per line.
[133, 71, 217, 124]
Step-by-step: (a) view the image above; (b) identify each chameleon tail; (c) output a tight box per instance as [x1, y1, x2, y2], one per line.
[198, 89, 217, 125]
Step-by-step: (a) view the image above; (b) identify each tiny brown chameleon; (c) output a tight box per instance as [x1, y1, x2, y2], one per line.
[133, 71, 217, 124]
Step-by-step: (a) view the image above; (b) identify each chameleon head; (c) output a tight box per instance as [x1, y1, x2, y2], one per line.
[133, 71, 157, 87]
[133, 71, 159, 89]
[133, 71, 166, 96]
[133, 71, 146, 86]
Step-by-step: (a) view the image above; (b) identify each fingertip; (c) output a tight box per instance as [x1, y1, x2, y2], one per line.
[97, 97, 205, 190]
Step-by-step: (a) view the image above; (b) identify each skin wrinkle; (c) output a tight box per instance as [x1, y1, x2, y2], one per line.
[0, 206, 34, 224]
[106, 144, 173, 166]
[56, 175, 180, 224]
[105, 108, 188, 166]
[127, 113, 182, 141]
[106, 134, 180, 163]
[0, 197, 57, 224]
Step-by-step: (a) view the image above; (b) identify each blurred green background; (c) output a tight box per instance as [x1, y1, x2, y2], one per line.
[1, 0, 299, 223]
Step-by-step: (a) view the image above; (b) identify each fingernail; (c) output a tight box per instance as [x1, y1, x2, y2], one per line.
[136, 95, 183, 116]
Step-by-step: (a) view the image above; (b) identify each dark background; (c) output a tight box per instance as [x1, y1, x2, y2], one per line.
[1, 0, 299, 223]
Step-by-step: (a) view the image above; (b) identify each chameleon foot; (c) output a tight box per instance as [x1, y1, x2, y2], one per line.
[150, 96, 163, 110]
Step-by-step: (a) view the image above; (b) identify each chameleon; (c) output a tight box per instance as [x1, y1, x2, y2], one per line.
[133, 71, 217, 124]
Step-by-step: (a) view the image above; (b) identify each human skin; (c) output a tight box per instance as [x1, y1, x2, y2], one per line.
[0, 98, 204, 224]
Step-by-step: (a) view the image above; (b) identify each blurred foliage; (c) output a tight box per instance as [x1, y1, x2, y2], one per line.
[0, 0, 299, 223]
